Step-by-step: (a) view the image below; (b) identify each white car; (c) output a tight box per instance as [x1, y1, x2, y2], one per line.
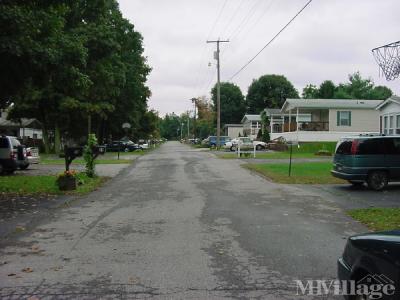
[224, 137, 266, 151]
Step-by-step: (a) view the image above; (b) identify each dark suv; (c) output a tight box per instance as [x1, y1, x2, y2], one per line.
[331, 136, 400, 190]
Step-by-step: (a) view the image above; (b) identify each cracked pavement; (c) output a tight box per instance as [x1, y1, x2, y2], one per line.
[0, 141, 369, 299]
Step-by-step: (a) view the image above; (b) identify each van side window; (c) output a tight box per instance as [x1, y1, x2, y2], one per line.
[357, 139, 384, 155]
[386, 138, 400, 155]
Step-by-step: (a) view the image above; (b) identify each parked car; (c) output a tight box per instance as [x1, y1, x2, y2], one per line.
[0, 135, 29, 174]
[338, 230, 400, 300]
[105, 140, 139, 152]
[205, 136, 231, 147]
[225, 137, 267, 151]
[26, 147, 40, 164]
[331, 136, 400, 190]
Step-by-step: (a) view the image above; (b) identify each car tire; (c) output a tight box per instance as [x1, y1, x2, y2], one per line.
[124, 147, 129, 152]
[367, 171, 388, 191]
[349, 180, 364, 187]
[256, 145, 264, 151]
[230, 146, 236, 152]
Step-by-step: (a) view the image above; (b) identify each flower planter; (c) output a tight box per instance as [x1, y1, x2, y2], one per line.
[57, 176, 77, 191]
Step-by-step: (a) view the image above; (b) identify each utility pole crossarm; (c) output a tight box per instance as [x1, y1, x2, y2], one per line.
[206, 39, 229, 149]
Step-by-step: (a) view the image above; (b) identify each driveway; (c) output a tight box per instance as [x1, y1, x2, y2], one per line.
[0, 142, 369, 299]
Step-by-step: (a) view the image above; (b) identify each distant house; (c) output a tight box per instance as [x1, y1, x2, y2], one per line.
[223, 124, 243, 138]
[270, 99, 383, 142]
[376, 96, 400, 136]
[0, 109, 42, 139]
[241, 114, 261, 139]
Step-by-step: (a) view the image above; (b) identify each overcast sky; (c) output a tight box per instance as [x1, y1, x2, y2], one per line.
[117, 0, 400, 116]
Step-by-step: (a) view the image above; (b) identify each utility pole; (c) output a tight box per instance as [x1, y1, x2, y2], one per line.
[187, 113, 190, 140]
[180, 122, 184, 141]
[191, 98, 197, 139]
[207, 39, 229, 149]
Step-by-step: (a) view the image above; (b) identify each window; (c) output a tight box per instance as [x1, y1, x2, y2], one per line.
[397, 115, 400, 135]
[389, 116, 394, 135]
[337, 111, 351, 126]
[384, 116, 388, 135]
[385, 138, 400, 155]
[335, 140, 352, 155]
[357, 139, 384, 155]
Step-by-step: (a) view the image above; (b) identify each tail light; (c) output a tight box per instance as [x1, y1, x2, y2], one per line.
[351, 140, 359, 155]
[10, 152, 16, 160]
[26, 150, 32, 157]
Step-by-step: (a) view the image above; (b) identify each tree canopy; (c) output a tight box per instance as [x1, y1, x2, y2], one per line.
[0, 0, 153, 153]
[211, 82, 245, 126]
[246, 74, 299, 113]
[302, 72, 392, 100]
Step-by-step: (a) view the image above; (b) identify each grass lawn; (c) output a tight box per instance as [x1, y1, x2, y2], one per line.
[218, 151, 320, 159]
[0, 173, 106, 195]
[40, 151, 142, 165]
[348, 208, 400, 231]
[244, 162, 344, 184]
[41, 158, 133, 165]
[217, 142, 336, 159]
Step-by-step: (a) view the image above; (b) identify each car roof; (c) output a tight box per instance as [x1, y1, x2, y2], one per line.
[350, 230, 400, 243]
[340, 135, 399, 140]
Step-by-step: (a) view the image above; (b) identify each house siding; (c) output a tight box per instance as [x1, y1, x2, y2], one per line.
[328, 109, 380, 132]
[225, 126, 243, 138]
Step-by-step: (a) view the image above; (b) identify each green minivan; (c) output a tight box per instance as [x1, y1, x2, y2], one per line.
[331, 136, 400, 190]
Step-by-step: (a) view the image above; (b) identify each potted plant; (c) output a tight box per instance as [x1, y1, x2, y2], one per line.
[56, 170, 78, 191]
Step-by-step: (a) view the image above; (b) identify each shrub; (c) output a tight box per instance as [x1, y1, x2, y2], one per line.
[83, 134, 98, 178]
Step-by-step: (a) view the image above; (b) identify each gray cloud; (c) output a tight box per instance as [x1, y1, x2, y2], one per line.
[118, 0, 400, 115]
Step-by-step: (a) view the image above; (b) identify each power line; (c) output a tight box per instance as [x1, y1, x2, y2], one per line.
[229, 0, 313, 81]
[194, 0, 229, 95]
[219, 0, 245, 38]
[227, 0, 262, 41]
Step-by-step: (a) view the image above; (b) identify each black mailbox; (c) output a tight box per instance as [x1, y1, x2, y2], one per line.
[64, 146, 83, 171]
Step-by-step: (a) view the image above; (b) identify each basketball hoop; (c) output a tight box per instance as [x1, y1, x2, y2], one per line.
[372, 41, 400, 81]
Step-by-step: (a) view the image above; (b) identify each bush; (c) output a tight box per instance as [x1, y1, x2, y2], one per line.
[83, 134, 98, 178]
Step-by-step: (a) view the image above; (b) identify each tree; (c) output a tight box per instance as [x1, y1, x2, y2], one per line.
[301, 72, 393, 101]
[246, 74, 299, 113]
[3, 0, 152, 153]
[302, 84, 318, 99]
[318, 80, 336, 99]
[211, 82, 245, 126]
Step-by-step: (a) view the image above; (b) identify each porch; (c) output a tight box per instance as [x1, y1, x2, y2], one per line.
[269, 109, 329, 134]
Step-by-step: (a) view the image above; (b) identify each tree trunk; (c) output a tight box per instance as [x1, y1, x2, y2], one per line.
[42, 126, 50, 154]
[88, 114, 92, 136]
[54, 122, 61, 155]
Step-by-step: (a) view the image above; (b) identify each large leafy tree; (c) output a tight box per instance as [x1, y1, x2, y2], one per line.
[246, 74, 299, 113]
[211, 82, 246, 125]
[1, 0, 152, 152]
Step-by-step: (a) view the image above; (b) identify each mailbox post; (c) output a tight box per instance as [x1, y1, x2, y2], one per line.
[64, 146, 83, 171]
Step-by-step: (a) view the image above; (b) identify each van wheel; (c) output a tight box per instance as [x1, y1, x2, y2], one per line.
[367, 171, 388, 191]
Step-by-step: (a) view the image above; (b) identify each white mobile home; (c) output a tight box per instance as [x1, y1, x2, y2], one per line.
[270, 99, 383, 142]
[376, 96, 400, 136]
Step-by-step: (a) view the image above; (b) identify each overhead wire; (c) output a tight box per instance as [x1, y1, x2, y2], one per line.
[194, 0, 229, 95]
[229, 0, 313, 81]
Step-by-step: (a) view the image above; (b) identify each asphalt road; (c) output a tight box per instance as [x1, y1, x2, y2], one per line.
[0, 141, 378, 299]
